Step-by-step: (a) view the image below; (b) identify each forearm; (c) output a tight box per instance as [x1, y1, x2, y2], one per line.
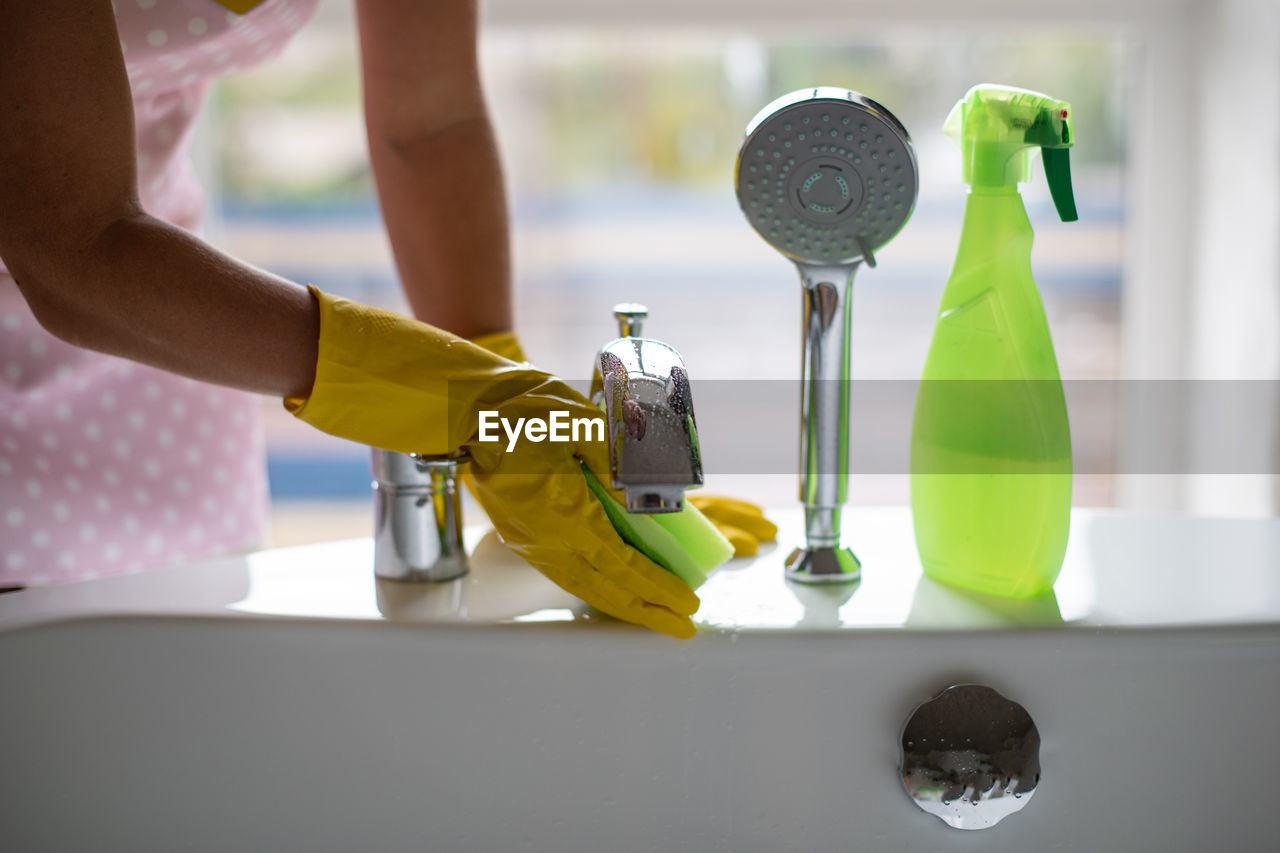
[7, 211, 319, 399]
[355, 0, 512, 339]
[366, 111, 513, 338]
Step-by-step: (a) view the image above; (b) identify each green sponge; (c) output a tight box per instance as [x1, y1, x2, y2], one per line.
[581, 464, 733, 590]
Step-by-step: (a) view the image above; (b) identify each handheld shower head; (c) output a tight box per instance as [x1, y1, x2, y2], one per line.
[735, 88, 919, 584]
[735, 87, 918, 268]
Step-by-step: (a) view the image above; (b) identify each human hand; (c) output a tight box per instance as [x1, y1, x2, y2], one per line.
[287, 289, 699, 638]
[464, 377, 700, 639]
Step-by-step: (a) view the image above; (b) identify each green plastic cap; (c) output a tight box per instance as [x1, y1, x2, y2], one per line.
[945, 84, 1078, 221]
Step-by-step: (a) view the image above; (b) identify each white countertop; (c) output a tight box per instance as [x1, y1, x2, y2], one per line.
[3, 507, 1279, 635]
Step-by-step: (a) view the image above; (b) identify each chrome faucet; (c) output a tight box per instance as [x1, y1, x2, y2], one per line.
[370, 450, 469, 582]
[591, 303, 703, 514]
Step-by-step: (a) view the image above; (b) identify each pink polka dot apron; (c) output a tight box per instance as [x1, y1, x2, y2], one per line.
[0, 0, 320, 585]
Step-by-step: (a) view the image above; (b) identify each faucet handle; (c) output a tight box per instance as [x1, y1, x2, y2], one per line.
[612, 303, 648, 338]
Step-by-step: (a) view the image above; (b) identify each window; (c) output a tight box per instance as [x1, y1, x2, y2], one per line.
[200, 0, 1276, 542]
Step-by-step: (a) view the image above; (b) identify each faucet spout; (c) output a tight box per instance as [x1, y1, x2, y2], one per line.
[591, 306, 703, 514]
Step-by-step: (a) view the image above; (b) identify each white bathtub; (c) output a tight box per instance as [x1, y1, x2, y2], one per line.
[2, 507, 1278, 851]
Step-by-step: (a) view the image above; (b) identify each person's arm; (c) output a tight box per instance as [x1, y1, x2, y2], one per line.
[354, 0, 512, 339]
[0, 0, 319, 399]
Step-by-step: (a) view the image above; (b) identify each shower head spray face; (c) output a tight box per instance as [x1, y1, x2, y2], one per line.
[735, 87, 919, 267]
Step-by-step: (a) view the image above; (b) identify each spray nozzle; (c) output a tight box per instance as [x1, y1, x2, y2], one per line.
[944, 84, 1078, 222]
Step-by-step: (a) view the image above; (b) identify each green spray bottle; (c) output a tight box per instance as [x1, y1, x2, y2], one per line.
[909, 84, 1078, 598]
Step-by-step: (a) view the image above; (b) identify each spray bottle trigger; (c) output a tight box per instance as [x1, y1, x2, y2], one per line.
[1042, 148, 1078, 222]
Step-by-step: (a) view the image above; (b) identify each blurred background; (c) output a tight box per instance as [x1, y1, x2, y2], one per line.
[191, 0, 1276, 546]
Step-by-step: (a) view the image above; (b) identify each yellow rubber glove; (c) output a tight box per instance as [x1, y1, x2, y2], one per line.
[686, 495, 778, 557]
[460, 331, 522, 508]
[285, 288, 699, 638]
[469, 330, 526, 363]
